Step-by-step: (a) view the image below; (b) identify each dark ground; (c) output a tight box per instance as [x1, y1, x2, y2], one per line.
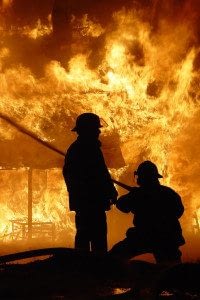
[0, 248, 199, 300]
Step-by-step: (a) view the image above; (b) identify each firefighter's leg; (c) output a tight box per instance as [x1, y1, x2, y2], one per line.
[109, 238, 134, 259]
[153, 246, 182, 264]
[91, 211, 108, 253]
[75, 212, 90, 251]
[109, 229, 152, 259]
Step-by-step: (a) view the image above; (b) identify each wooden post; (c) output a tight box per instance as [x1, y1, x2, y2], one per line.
[193, 211, 200, 234]
[28, 168, 33, 240]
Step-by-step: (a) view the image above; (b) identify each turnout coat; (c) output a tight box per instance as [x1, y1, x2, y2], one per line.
[63, 137, 117, 211]
[116, 184, 185, 247]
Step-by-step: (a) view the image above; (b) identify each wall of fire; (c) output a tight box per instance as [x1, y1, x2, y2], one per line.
[0, 0, 200, 252]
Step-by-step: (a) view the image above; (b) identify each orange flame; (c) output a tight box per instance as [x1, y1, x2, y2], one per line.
[0, 1, 199, 255]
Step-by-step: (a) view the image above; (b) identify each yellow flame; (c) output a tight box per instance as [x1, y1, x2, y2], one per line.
[0, 7, 199, 248]
[23, 19, 52, 39]
[79, 14, 104, 37]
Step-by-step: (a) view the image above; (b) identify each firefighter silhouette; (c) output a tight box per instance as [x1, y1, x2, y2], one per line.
[63, 113, 117, 252]
[110, 161, 185, 263]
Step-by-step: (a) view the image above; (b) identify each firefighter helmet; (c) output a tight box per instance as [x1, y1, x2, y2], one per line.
[134, 161, 163, 178]
[71, 113, 103, 132]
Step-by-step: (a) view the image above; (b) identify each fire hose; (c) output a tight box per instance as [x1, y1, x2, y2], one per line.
[0, 112, 132, 191]
[0, 247, 75, 264]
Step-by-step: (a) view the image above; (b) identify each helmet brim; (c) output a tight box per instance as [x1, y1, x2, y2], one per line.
[71, 124, 103, 132]
[134, 171, 163, 178]
[157, 174, 163, 178]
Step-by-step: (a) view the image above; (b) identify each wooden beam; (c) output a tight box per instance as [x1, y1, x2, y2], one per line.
[28, 168, 33, 240]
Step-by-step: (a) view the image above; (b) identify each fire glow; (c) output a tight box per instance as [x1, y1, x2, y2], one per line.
[0, 1, 200, 254]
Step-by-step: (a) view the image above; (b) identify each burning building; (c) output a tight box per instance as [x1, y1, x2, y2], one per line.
[0, 0, 200, 258]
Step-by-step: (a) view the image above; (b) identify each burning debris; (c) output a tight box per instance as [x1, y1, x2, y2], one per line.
[0, 0, 199, 256]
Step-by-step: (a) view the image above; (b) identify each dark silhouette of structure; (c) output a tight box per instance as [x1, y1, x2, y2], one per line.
[110, 161, 185, 263]
[63, 113, 117, 252]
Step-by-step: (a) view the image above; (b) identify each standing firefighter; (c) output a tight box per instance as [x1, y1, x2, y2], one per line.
[110, 161, 185, 264]
[63, 113, 118, 253]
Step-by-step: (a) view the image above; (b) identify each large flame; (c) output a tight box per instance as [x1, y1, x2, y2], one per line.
[0, 0, 199, 257]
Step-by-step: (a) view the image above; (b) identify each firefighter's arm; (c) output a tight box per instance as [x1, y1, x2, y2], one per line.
[175, 194, 184, 218]
[170, 189, 184, 218]
[116, 191, 134, 213]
